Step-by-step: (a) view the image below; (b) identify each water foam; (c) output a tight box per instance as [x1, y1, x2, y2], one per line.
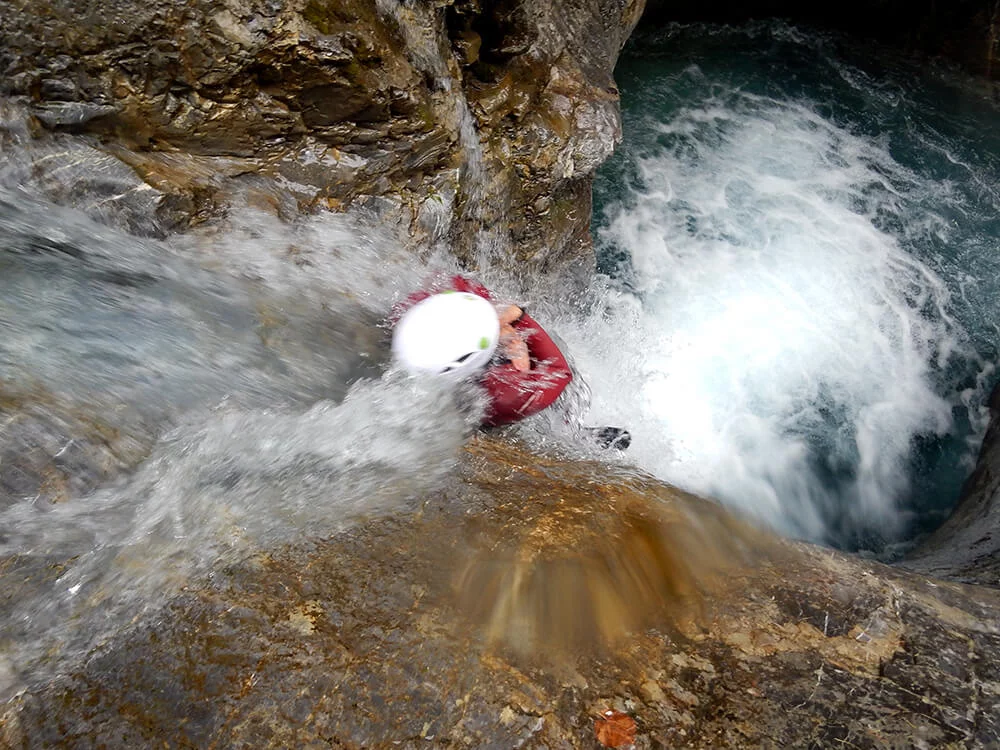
[554, 63, 988, 547]
[0, 373, 478, 698]
[0, 159, 476, 696]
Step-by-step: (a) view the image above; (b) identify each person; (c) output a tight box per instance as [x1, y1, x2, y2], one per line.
[391, 274, 573, 426]
[391, 274, 631, 450]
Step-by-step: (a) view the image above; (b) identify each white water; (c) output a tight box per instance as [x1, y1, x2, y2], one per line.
[0, 373, 478, 693]
[0, 196, 484, 696]
[541, 48, 999, 547]
[0, 75, 526, 697]
[0, 125, 486, 696]
[3, 23, 1000, 700]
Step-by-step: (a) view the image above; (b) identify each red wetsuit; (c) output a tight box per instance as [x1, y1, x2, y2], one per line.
[393, 275, 573, 426]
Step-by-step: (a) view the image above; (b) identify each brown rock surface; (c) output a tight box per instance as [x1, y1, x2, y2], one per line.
[0, 0, 643, 272]
[0, 383, 152, 511]
[3, 439, 999, 748]
[4, 2, 1000, 747]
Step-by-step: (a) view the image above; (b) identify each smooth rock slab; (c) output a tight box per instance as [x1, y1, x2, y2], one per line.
[3, 439, 999, 748]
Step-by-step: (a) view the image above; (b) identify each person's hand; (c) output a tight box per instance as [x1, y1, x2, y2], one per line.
[497, 305, 529, 372]
[498, 305, 523, 325]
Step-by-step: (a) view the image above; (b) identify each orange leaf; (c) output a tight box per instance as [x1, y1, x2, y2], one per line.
[594, 709, 637, 748]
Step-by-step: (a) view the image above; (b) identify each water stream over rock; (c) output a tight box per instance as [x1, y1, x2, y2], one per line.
[3, 7, 1000, 746]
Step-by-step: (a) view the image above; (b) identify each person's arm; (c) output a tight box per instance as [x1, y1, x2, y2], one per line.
[480, 312, 572, 426]
[519, 312, 571, 380]
[450, 275, 492, 300]
[498, 304, 522, 326]
[497, 305, 529, 371]
[390, 274, 491, 323]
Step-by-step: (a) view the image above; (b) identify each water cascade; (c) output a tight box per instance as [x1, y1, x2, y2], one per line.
[3, 18, 1000, 707]
[564, 23, 1000, 551]
[0, 116, 487, 695]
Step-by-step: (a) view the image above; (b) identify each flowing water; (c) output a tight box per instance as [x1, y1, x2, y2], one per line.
[0, 114, 492, 696]
[570, 22, 1000, 551]
[3, 21, 1000, 701]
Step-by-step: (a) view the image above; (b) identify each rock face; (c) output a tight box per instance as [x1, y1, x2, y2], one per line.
[905, 381, 1000, 586]
[3, 439, 1000, 748]
[0, 0, 643, 272]
[0, 384, 151, 511]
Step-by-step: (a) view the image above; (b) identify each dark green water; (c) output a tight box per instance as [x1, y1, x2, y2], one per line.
[588, 22, 1000, 553]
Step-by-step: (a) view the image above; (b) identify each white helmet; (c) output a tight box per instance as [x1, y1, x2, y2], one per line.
[392, 292, 500, 378]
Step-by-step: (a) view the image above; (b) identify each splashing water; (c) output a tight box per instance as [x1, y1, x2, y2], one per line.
[1, 374, 478, 695]
[4, 21, 1000, 700]
[0, 195, 481, 694]
[0, 109, 490, 696]
[560, 23, 1000, 550]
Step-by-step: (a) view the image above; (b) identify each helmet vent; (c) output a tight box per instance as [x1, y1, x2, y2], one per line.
[440, 351, 477, 374]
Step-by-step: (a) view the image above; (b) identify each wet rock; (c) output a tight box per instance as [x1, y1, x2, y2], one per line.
[906, 380, 1000, 586]
[4, 1, 1000, 746]
[0, 0, 644, 273]
[0, 385, 153, 511]
[30, 103, 118, 128]
[3, 439, 1000, 748]
[445, 0, 644, 272]
[0, 104, 186, 237]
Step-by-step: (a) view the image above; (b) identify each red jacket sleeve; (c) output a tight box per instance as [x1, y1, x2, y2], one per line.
[389, 274, 491, 323]
[480, 312, 573, 426]
[449, 275, 492, 299]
